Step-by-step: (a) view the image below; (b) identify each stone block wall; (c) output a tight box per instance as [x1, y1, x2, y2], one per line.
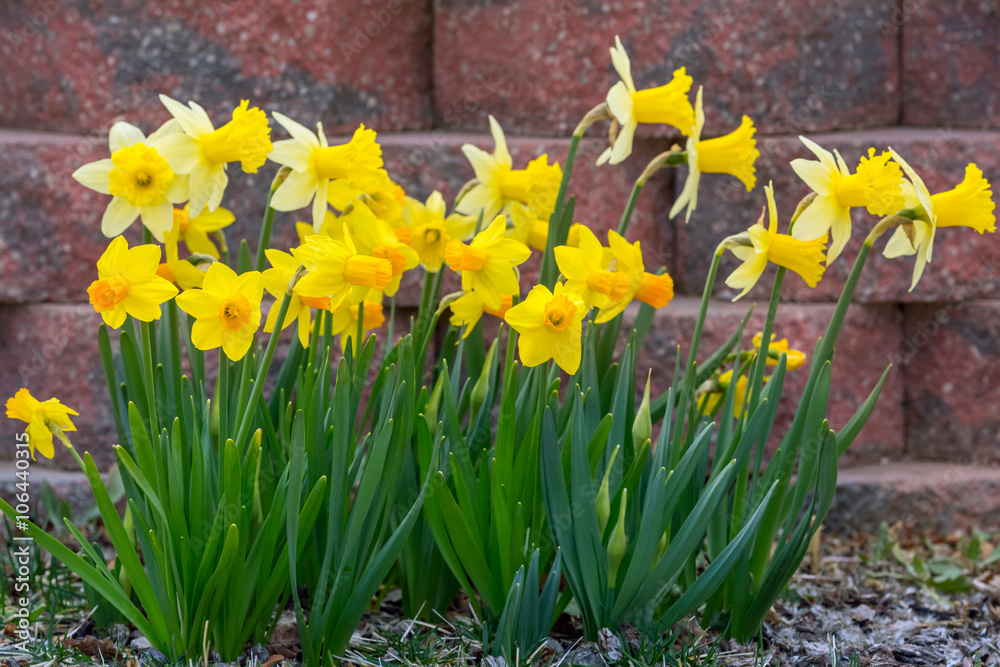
[2, 0, 1000, 528]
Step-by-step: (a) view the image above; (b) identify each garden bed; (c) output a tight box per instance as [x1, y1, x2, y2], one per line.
[3, 526, 998, 667]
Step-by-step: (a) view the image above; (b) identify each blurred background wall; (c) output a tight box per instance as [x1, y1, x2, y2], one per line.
[2, 0, 999, 531]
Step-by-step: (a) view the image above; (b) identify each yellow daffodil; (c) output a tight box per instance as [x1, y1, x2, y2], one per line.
[884, 152, 995, 291]
[444, 215, 531, 311]
[170, 203, 234, 258]
[598, 36, 695, 166]
[6, 389, 78, 460]
[698, 370, 748, 417]
[791, 138, 905, 263]
[671, 87, 759, 222]
[456, 116, 562, 221]
[508, 202, 552, 252]
[752, 332, 807, 370]
[262, 249, 330, 349]
[348, 201, 420, 297]
[593, 231, 675, 322]
[556, 225, 631, 311]
[724, 183, 827, 300]
[71, 120, 190, 241]
[448, 291, 514, 338]
[268, 112, 383, 231]
[331, 289, 386, 354]
[292, 227, 393, 308]
[156, 226, 211, 290]
[504, 282, 587, 374]
[158, 96, 273, 217]
[401, 191, 475, 271]
[87, 236, 179, 328]
[175, 263, 264, 361]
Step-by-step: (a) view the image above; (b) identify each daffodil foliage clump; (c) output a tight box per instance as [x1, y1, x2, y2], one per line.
[4, 35, 996, 665]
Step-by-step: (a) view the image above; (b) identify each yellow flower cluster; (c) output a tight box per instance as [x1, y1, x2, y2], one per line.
[16, 36, 992, 460]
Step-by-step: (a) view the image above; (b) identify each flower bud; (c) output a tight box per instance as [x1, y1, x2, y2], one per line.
[471, 336, 499, 418]
[596, 445, 620, 534]
[424, 373, 446, 433]
[632, 371, 652, 447]
[607, 487, 628, 588]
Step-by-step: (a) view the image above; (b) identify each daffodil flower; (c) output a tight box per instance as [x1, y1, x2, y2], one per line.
[724, 183, 827, 300]
[448, 291, 514, 338]
[591, 231, 675, 322]
[6, 389, 78, 460]
[598, 36, 695, 166]
[171, 203, 235, 258]
[268, 112, 383, 231]
[752, 332, 807, 370]
[175, 262, 264, 361]
[293, 226, 393, 309]
[444, 215, 531, 311]
[331, 289, 386, 354]
[504, 282, 587, 374]
[262, 248, 330, 349]
[456, 116, 562, 221]
[883, 151, 995, 291]
[71, 120, 190, 241]
[348, 201, 420, 297]
[790, 138, 904, 264]
[671, 87, 759, 222]
[87, 236, 179, 328]
[556, 225, 631, 311]
[401, 192, 475, 272]
[158, 96, 273, 217]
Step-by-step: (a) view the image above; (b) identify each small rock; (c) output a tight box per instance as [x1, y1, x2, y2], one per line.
[246, 644, 269, 665]
[541, 637, 564, 654]
[482, 657, 507, 667]
[129, 636, 153, 652]
[597, 628, 623, 662]
[851, 603, 876, 623]
[564, 641, 605, 666]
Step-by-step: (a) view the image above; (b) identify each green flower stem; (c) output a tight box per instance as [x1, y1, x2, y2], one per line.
[167, 300, 184, 415]
[616, 181, 644, 236]
[617, 150, 685, 236]
[139, 320, 159, 435]
[235, 345, 255, 439]
[416, 268, 443, 368]
[235, 291, 293, 447]
[254, 189, 278, 272]
[539, 103, 608, 288]
[747, 267, 784, 417]
[218, 351, 229, 445]
[684, 248, 723, 385]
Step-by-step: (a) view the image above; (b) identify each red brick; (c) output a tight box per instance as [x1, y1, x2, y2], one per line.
[633, 297, 904, 466]
[902, 300, 1000, 465]
[901, 1, 1000, 129]
[0, 304, 117, 471]
[433, 0, 899, 137]
[0, 0, 432, 135]
[674, 128, 1000, 303]
[827, 463, 1000, 535]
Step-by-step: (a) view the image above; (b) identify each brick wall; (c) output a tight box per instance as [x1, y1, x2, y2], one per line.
[2, 0, 1000, 485]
